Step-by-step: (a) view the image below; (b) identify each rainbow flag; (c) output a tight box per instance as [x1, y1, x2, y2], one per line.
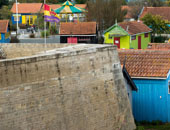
[44, 4, 60, 23]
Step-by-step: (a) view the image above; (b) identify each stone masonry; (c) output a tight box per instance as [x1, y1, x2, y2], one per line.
[0, 44, 136, 130]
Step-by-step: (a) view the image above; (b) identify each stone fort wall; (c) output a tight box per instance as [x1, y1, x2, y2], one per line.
[0, 44, 136, 130]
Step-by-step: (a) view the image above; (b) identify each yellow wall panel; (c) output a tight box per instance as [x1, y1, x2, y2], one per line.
[22, 15, 26, 24]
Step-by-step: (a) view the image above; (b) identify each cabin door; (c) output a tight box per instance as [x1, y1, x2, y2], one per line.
[138, 36, 141, 49]
[114, 37, 120, 48]
[67, 37, 77, 44]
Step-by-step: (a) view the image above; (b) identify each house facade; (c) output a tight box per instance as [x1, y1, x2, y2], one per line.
[10, 3, 87, 26]
[11, 3, 43, 25]
[104, 21, 152, 49]
[119, 49, 170, 122]
[0, 20, 10, 43]
[60, 22, 97, 43]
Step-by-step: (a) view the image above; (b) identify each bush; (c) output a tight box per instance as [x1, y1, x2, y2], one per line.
[152, 36, 168, 43]
[50, 26, 58, 35]
[10, 25, 16, 31]
[136, 126, 145, 130]
[151, 120, 163, 125]
[29, 33, 35, 38]
[98, 36, 104, 44]
[41, 31, 49, 38]
[10, 36, 20, 43]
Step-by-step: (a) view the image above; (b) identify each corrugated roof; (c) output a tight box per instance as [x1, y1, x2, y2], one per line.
[11, 3, 43, 13]
[118, 21, 152, 35]
[118, 49, 170, 78]
[60, 22, 96, 35]
[0, 20, 9, 33]
[140, 7, 170, 21]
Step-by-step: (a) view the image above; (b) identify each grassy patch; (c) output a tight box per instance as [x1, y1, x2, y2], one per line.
[136, 123, 170, 130]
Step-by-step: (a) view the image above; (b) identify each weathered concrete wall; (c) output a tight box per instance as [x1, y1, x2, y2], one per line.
[0, 44, 136, 130]
[0, 43, 69, 59]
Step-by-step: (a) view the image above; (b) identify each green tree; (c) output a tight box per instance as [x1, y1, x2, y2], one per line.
[0, 6, 11, 20]
[18, 0, 43, 3]
[46, 0, 65, 4]
[87, 0, 126, 33]
[34, 13, 44, 29]
[0, 0, 9, 8]
[75, 0, 87, 4]
[141, 13, 170, 42]
[146, 0, 164, 7]
[165, 0, 170, 6]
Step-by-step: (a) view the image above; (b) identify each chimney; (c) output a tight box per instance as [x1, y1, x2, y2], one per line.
[126, 25, 129, 32]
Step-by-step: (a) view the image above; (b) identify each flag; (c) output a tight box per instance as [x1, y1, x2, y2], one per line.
[44, 4, 60, 23]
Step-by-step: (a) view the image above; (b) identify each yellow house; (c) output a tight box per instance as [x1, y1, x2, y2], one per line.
[104, 21, 152, 49]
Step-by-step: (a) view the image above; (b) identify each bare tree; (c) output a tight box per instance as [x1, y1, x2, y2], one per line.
[87, 0, 126, 33]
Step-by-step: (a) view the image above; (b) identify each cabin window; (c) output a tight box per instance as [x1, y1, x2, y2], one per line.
[169, 81, 170, 94]
[145, 33, 148, 38]
[131, 35, 136, 40]
[14, 16, 20, 21]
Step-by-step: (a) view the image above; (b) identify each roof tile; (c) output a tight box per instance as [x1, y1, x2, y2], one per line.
[11, 3, 43, 13]
[140, 7, 170, 21]
[118, 21, 152, 35]
[118, 49, 170, 78]
[11, 3, 86, 14]
[60, 22, 96, 35]
[0, 20, 9, 33]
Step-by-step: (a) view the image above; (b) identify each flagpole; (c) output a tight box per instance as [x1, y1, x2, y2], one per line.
[44, 0, 47, 52]
[16, 0, 19, 36]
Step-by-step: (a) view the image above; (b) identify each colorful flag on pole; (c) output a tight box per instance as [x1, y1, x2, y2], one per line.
[44, 4, 60, 23]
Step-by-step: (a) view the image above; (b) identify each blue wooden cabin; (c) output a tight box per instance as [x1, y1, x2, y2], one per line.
[119, 49, 170, 122]
[122, 65, 138, 108]
[0, 20, 10, 43]
[10, 3, 43, 26]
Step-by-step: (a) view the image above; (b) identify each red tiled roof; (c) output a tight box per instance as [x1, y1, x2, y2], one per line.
[140, 7, 170, 21]
[11, 3, 86, 14]
[11, 3, 43, 13]
[118, 21, 152, 35]
[148, 43, 170, 50]
[75, 4, 87, 9]
[118, 49, 170, 78]
[0, 20, 9, 33]
[60, 22, 96, 35]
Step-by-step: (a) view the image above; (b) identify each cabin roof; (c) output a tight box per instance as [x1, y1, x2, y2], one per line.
[104, 21, 152, 35]
[11, 3, 86, 14]
[148, 43, 170, 50]
[60, 22, 96, 35]
[118, 49, 170, 78]
[0, 20, 9, 33]
[11, 3, 43, 14]
[118, 21, 152, 35]
[140, 7, 170, 21]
